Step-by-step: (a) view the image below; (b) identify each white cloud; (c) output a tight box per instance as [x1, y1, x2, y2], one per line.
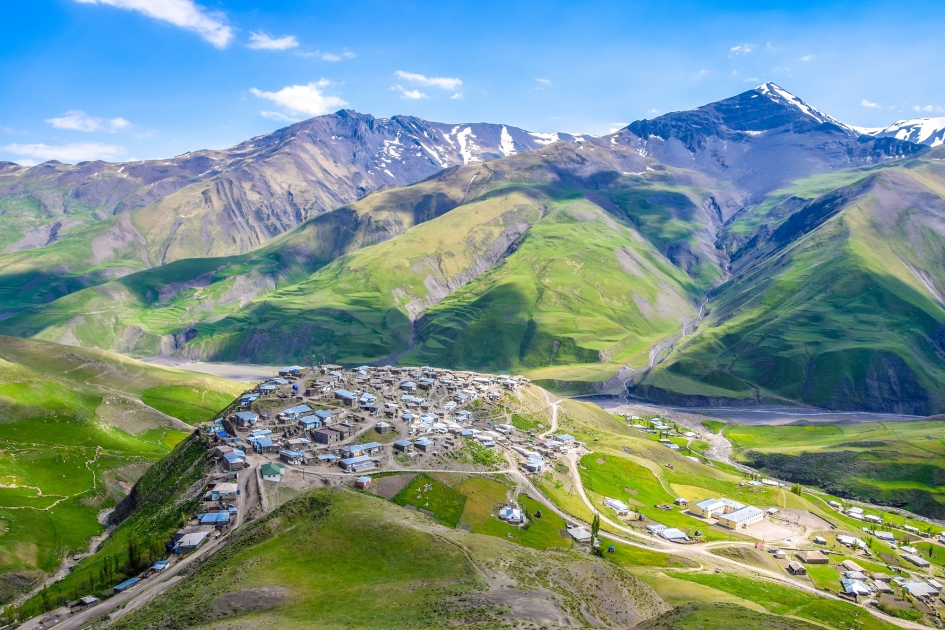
[861, 99, 881, 109]
[391, 85, 428, 100]
[45, 110, 131, 133]
[913, 105, 943, 113]
[696, 69, 711, 78]
[730, 44, 755, 55]
[299, 50, 355, 61]
[259, 111, 297, 122]
[248, 31, 298, 50]
[394, 70, 462, 91]
[74, 0, 233, 48]
[2, 141, 125, 162]
[250, 81, 347, 118]
[450, 92, 464, 100]
[535, 78, 551, 86]
[800, 54, 814, 62]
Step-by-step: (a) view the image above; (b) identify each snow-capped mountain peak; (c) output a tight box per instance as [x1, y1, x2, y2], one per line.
[755, 82, 856, 134]
[858, 116, 945, 147]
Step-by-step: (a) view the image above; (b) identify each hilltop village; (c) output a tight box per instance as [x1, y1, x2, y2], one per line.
[27, 364, 945, 629]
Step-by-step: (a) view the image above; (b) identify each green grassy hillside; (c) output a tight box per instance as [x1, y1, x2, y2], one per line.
[6, 144, 721, 388]
[635, 156, 945, 413]
[106, 488, 666, 630]
[725, 422, 945, 517]
[0, 337, 241, 604]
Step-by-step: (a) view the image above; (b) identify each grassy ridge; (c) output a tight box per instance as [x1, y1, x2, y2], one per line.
[0, 337, 241, 603]
[725, 422, 945, 517]
[637, 162, 945, 413]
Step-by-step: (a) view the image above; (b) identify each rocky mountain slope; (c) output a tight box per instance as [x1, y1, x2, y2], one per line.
[5, 84, 945, 411]
[0, 113, 574, 317]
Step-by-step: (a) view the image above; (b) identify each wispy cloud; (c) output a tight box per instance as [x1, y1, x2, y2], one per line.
[299, 50, 354, 61]
[2, 141, 125, 162]
[695, 69, 711, 78]
[800, 54, 814, 62]
[45, 110, 131, 133]
[730, 44, 755, 55]
[535, 78, 551, 86]
[861, 99, 881, 109]
[391, 85, 428, 100]
[450, 92, 463, 100]
[914, 104, 944, 113]
[74, 0, 233, 48]
[248, 31, 298, 50]
[250, 80, 347, 119]
[394, 70, 462, 91]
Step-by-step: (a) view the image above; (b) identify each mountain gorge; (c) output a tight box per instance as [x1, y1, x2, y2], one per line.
[3, 83, 945, 412]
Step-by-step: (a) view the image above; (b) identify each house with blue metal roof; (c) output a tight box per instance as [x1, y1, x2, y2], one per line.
[314, 409, 336, 421]
[340, 454, 376, 471]
[199, 512, 231, 527]
[252, 436, 275, 453]
[279, 450, 306, 465]
[299, 417, 321, 430]
[232, 411, 258, 427]
[114, 577, 141, 593]
[282, 404, 312, 420]
[394, 439, 413, 452]
[335, 389, 357, 404]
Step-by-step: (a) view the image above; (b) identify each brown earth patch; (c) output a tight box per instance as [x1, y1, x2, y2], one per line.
[209, 586, 289, 620]
[372, 473, 416, 499]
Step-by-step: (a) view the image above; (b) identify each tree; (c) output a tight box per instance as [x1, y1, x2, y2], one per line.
[128, 531, 142, 571]
[40, 583, 50, 612]
[149, 536, 164, 563]
[590, 512, 601, 554]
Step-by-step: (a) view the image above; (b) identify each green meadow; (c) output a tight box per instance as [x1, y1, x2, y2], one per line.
[724, 422, 945, 518]
[0, 337, 241, 604]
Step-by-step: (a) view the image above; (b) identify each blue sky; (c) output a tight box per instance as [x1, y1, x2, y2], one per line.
[1, 0, 943, 164]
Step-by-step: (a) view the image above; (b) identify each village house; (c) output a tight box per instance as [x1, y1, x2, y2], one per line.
[340, 454, 376, 472]
[280, 449, 306, 466]
[282, 404, 313, 421]
[796, 550, 829, 564]
[312, 428, 343, 445]
[261, 462, 287, 482]
[232, 411, 258, 428]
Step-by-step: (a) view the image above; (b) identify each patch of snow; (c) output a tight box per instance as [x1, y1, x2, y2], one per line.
[499, 126, 516, 157]
[756, 82, 857, 134]
[456, 127, 481, 165]
[860, 116, 945, 147]
[529, 132, 559, 146]
[383, 168, 394, 178]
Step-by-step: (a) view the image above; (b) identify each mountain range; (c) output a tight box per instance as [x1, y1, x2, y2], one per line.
[3, 83, 945, 413]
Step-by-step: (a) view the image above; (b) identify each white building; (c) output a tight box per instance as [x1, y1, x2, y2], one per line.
[690, 498, 745, 518]
[717, 506, 764, 529]
[604, 498, 629, 515]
